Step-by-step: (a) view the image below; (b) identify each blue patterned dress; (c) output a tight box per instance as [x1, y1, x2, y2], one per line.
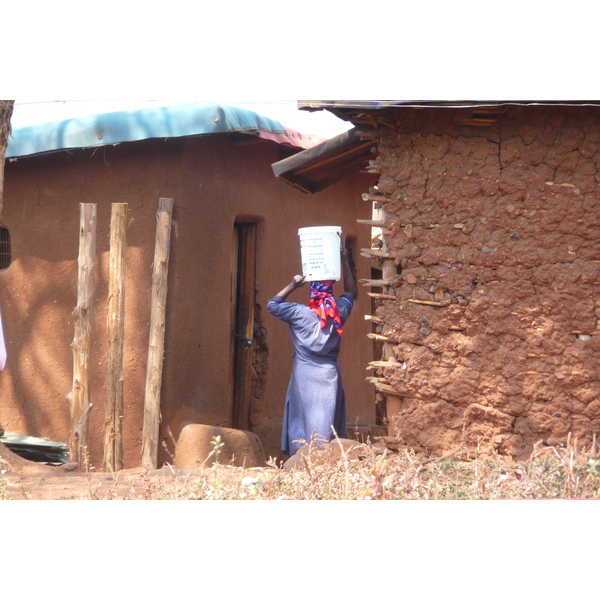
[267, 294, 354, 454]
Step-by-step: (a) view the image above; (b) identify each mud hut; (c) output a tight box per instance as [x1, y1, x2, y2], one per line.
[0, 102, 378, 468]
[273, 101, 600, 459]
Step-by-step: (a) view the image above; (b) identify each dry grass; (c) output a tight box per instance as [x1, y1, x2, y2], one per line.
[184, 436, 600, 501]
[91, 437, 600, 500]
[2, 433, 599, 500]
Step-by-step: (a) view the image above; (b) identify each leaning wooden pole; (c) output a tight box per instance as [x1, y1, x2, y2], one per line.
[70, 203, 97, 468]
[103, 203, 127, 471]
[0, 100, 15, 218]
[141, 198, 173, 469]
[359, 191, 402, 437]
[375, 201, 402, 437]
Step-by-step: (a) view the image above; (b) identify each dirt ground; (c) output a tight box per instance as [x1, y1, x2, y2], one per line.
[3, 433, 599, 500]
[0, 441, 275, 499]
[1, 463, 236, 500]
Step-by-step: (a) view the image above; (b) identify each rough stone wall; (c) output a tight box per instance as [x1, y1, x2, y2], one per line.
[372, 105, 600, 459]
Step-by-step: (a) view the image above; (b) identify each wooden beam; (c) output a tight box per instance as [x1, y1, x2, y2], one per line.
[293, 140, 377, 177]
[386, 396, 402, 437]
[70, 203, 97, 468]
[360, 247, 393, 259]
[367, 292, 397, 300]
[364, 315, 385, 323]
[407, 298, 449, 307]
[357, 219, 386, 226]
[367, 360, 404, 369]
[367, 333, 396, 343]
[359, 278, 394, 287]
[362, 193, 392, 203]
[368, 199, 395, 436]
[141, 198, 174, 469]
[104, 203, 127, 472]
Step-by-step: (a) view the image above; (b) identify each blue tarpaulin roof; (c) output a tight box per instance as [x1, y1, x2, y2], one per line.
[6, 102, 317, 159]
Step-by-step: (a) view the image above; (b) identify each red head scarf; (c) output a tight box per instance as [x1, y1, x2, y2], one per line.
[308, 280, 343, 335]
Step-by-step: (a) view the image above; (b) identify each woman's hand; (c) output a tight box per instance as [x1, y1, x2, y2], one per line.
[274, 275, 306, 300]
[292, 274, 306, 288]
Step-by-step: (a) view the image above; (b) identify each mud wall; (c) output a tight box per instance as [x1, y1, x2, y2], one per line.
[372, 105, 600, 459]
[1, 134, 375, 468]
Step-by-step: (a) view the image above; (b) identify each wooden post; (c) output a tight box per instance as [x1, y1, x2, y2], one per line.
[70, 203, 97, 467]
[141, 198, 173, 469]
[103, 203, 127, 471]
[0, 101, 15, 218]
[357, 193, 404, 436]
[379, 206, 402, 437]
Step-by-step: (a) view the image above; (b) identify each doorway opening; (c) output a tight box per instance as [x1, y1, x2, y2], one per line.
[0, 227, 12, 270]
[230, 221, 257, 430]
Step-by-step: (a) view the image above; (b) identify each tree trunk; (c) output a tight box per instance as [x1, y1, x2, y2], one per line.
[0, 100, 15, 217]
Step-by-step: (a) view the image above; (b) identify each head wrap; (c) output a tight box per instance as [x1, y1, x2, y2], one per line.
[308, 280, 344, 335]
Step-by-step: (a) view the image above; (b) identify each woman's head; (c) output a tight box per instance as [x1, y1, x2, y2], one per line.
[308, 280, 343, 334]
[310, 280, 335, 297]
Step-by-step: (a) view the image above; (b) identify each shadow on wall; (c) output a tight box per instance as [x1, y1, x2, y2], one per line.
[0, 235, 156, 467]
[0, 257, 79, 439]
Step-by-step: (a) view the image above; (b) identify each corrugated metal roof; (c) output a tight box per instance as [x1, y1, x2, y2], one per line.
[6, 102, 321, 159]
[299, 100, 600, 110]
[298, 100, 600, 122]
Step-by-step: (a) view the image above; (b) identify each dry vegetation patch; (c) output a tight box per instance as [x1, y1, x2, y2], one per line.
[2, 435, 599, 500]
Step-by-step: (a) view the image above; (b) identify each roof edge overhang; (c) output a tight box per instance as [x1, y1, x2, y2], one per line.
[271, 127, 377, 194]
[299, 100, 600, 110]
[298, 100, 600, 122]
[278, 101, 600, 192]
[6, 102, 324, 160]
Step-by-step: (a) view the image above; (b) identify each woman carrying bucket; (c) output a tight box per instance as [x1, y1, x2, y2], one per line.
[267, 229, 356, 456]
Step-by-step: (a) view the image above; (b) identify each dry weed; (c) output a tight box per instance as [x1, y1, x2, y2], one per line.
[2, 435, 599, 500]
[126, 436, 600, 500]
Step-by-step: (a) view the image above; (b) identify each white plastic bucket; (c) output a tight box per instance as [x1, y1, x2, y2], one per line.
[298, 226, 342, 282]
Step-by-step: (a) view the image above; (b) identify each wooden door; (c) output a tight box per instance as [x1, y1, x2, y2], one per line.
[230, 222, 257, 430]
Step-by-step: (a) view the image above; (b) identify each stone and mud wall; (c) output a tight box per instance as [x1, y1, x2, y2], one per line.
[370, 105, 600, 459]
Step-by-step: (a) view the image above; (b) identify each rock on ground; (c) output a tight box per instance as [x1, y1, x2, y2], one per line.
[174, 424, 268, 469]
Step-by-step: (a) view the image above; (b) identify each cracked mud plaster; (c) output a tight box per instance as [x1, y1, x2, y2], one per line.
[372, 106, 600, 459]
